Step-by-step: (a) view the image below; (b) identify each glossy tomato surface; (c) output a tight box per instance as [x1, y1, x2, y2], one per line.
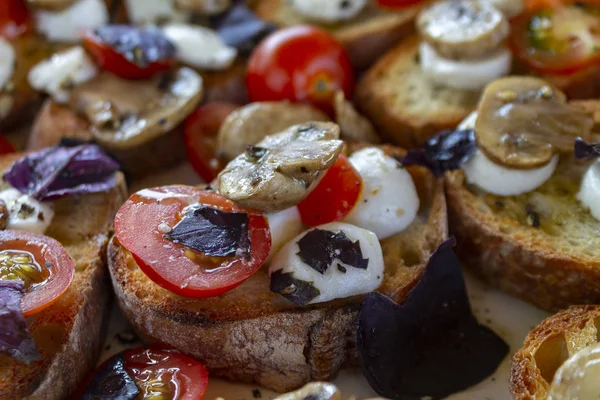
[246, 25, 354, 113]
[184, 102, 239, 183]
[0, 230, 74, 316]
[297, 154, 363, 227]
[0, 0, 31, 38]
[0, 136, 15, 155]
[115, 186, 271, 298]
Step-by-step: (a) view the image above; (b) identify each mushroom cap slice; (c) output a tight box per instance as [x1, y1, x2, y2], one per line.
[70, 67, 203, 150]
[217, 122, 343, 212]
[475, 76, 594, 169]
[417, 0, 509, 60]
[217, 101, 329, 161]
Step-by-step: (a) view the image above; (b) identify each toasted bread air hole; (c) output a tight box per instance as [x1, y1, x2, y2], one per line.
[534, 335, 569, 383]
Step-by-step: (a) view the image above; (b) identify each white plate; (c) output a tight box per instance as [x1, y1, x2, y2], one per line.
[100, 163, 551, 400]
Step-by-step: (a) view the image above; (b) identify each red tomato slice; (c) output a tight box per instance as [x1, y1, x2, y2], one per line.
[375, 0, 425, 8]
[0, 0, 31, 39]
[0, 135, 15, 155]
[115, 186, 271, 298]
[184, 103, 239, 183]
[246, 25, 355, 114]
[0, 230, 74, 317]
[297, 154, 363, 227]
[511, 1, 600, 74]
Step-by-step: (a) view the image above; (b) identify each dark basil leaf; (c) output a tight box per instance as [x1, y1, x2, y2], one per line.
[165, 206, 250, 257]
[357, 238, 509, 400]
[78, 353, 139, 400]
[297, 229, 368, 274]
[0, 280, 41, 364]
[574, 137, 600, 159]
[270, 269, 320, 306]
[400, 129, 476, 177]
[210, 0, 276, 55]
[4, 144, 120, 201]
[93, 25, 176, 67]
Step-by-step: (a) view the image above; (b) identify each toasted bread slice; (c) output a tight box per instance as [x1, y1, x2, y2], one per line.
[0, 153, 127, 399]
[446, 157, 600, 312]
[107, 146, 447, 392]
[354, 35, 480, 149]
[249, 0, 420, 71]
[511, 305, 600, 400]
[201, 58, 248, 105]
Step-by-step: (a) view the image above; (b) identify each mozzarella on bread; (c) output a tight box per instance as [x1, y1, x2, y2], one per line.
[35, 0, 108, 42]
[0, 189, 54, 234]
[578, 160, 600, 221]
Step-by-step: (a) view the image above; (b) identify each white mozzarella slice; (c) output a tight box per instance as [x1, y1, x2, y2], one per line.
[162, 23, 237, 71]
[420, 41, 511, 91]
[458, 111, 478, 131]
[0, 38, 15, 91]
[35, 0, 109, 43]
[266, 206, 304, 261]
[578, 160, 600, 221]
[464, 149, 558, 196]
[269, 222, 384, 305]
[344, 147, 419, 239]
[28, 46, 98, 103]
[0, 189, 54, 234]
[291, 0, 368, 22]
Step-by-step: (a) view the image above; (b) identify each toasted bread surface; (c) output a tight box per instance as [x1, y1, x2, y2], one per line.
[0, 153, 127, 399]
[201, 58, 249, 105]
[250, 0, 420, 71]
[510, 305, 600, 400]
[108, 151, 447, 392]
[446, 157, 600, 312]
[354, 35, 480, 149]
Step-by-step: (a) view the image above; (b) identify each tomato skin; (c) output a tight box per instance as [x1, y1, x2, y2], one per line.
[0, 136, 15, 155]
[0, 0, 31, 39]
[298, 154, 363, 227]
[0, 230, 74, 317]
[184, 103, 239, 183]
[246, 25, 354, 114]
[375, 0, 425, 8]
[115, 186, 271, 298]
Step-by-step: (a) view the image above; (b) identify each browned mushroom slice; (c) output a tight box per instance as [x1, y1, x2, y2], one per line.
[475, 76, 594, 169]
[217, 122, 343, 212]
[333, 91, 380, 144]
[417, 0, 509, 60]
[216, 101, 329, 161]
[174, 0, 231, 15]
[69, 67, 203, 150]
[26, 0, 78, 11]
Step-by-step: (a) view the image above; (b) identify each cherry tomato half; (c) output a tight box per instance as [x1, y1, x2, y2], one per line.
[375, 0, 425, 8]
[246, 25, 354, 114]
[184, 102, 239, 183]
[0, 230, 74, 317]
[0, 0, 31, 39]
[81, 348, 209, 400]
[115, 186, 271, 298]
[511, 1, 600, 74]
[83, 25, 176, 80]
[297, 154, 363, 227]
[0, 135, 15, 155]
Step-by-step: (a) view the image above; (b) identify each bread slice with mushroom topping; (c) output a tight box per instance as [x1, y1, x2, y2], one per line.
[0, 152, 127, 399]
[107, 144, 447, 392]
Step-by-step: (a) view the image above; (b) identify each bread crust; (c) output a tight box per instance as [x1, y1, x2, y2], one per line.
[510, 305, 600, 400]
[446, 170, 600, 312]
[108, 161, 447, 392]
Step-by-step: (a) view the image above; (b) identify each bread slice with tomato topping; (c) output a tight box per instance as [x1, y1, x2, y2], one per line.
[107, 144, 447, 392]
[0, 151, 126, 399]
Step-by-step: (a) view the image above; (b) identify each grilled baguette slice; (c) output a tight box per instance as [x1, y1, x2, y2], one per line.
[0, 153, 127, 400]
[446, 157, 600, 312]
[108, 146, 447, 392]
[249, 0, 420, 71]
[511, 305, 600, 400]
[354, 35, 480, 149]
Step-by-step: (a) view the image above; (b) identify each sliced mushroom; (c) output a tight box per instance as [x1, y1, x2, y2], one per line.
[417, 0, 509, 60]
[69, 67, 203, 150]
[217, 122, 343, 212]
[274, 382, 341, 400]
[333, 91, 380, 144]
[26, 0, 78, 11]
[476, 76, 594, 168]
[174, 0, 231, 15]
[216, 101, 329, 161]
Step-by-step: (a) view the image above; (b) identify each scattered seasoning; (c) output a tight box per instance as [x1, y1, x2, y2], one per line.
[525, 204, 541, 228]
[17, 204, 35, 218]
[494, 201, 504, 209]
[252, 389, 262, 398]
[337, 264, 347, 274]
[245, 145, 267, 162]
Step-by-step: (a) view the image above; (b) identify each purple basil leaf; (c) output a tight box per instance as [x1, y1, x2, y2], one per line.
[0, 280, 41, 365]
[78, 353, 139, 400]
[210, 0, 276, 55]
[574, 137, 600, 160]
[400, 129, 477, 177]
[4, 144, 120, 201]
